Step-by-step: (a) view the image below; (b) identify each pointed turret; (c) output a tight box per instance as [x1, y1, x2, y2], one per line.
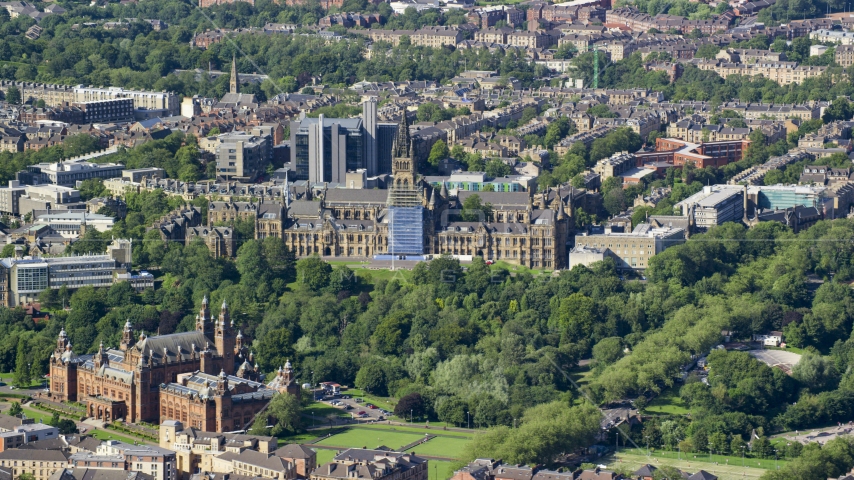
[56, 328, 68, 352]
[197, 295, 213, 336]
[95, 341, 108, 369]
[121, 320, 134, 351]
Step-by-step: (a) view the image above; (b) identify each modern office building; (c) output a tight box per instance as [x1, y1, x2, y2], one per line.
[0, 181, 26, 216]
[676, 185, 744, 230]
[424, 172, 533, 193]
[21, 158, 124, 187]
[73, 86, 179, 117]
[363, 97, 378, 175]
[290, 115, 364, 183]
[213, 133, 272, 181]
[0, 254, 117, 306]
[289, 99, 397, 182]
[73, 98, 134, 123]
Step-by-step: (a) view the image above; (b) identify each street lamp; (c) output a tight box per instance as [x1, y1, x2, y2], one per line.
[775, 449, 779, 470]
[466, 411, 470, 430]
[741, 445, 746, 468]
[645, 436, 650, 457]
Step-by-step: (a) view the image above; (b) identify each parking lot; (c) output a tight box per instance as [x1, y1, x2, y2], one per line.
[749, 348, 802, 374]
[319, 395, 394, 421]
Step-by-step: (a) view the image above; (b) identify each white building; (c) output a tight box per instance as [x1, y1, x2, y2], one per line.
[73, 86, 179, 117]
[95, 441, 177, 480]
[34, 212, 115, 238]
[752, 331, 784, 346]
[573, 223, 685, 271]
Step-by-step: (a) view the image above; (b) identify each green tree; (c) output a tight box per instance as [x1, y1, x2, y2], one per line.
[485, 158, 511, 178]
[1, 244, 16, 258]
[822, 98, 853, 123]
[296, 255, 332, 291]
[78, 179, 107, 201]
[428, 139, 449, 167]
[256, 328, 294, 374]
[792, 352, 839, 393]
[5, 86, 20, 105]
[8, 402, 21, 416]
[13, 337, 29, 387]
[696, 44, 721, 59]
[592, 337, 623, 372]
[394, 392, 426, 420]
[355, 359, 388, 396]
[252, 392, 303, 436]
[461, 194, 492, 222]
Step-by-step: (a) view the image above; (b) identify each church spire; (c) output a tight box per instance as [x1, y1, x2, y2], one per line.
[229, 54, 239, 95]
[391, 113, 411, 160]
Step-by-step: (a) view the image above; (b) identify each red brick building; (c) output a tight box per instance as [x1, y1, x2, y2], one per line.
[48, 296, 271, 430]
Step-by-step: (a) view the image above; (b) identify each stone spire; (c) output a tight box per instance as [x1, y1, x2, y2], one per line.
[229, 54, 239, 95]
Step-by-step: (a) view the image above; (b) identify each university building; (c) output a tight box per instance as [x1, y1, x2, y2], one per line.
[280, 115, 573, 268]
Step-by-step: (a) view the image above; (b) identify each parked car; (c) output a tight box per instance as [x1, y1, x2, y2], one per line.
[357, 411, 367, 415]
[366, 403, 376, 409]
[341, 395, 350, 399]
[355, 398, 364, 403]
[344, 404, 353, 410]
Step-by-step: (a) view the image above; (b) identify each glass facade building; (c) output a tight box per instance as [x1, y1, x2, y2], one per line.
[387, 206, 424, 256]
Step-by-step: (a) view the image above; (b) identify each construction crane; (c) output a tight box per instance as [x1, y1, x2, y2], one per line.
[565, 43, 610, 88]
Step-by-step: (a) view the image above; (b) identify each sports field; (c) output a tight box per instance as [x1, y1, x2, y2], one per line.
[315, 429, 426, 451]
[604, 449, 784, 480]
[408, 436, 471, 458]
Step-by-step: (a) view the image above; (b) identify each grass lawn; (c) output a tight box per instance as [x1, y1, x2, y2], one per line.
[355, 268, 412, 285]
[406, 436, 470, 459]
[617, 448, 787, 470]
[313, 448, 338, 466]
[645, 387, 690, 415]
[569, 365, 594, 387]
[90, 429, 145, 444]
[605, 451, 769, 480]
[316, 429, 426, 451]
[352, 424, 475, 438]
[766, 346, 806, 355]
[488, 261, 549, 276]
[279, 428, 339, 445]
[20, 407, 54, 424]
[428, 460, 456, 480]
[344, 389, 398, 411]
[305, 402, 350, 418]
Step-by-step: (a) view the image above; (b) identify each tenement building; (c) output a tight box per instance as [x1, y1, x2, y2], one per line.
[48, 296, 292, 431]
[312, 449, 427, 480]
